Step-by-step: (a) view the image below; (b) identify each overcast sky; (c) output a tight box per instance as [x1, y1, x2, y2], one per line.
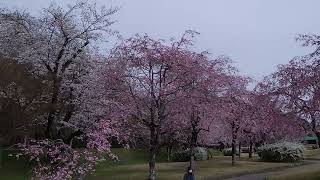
[2, 0, 320, 81]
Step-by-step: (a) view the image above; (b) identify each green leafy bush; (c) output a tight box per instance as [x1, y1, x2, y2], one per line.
[223, 148, 239, 156]
[170, 147, 208, 162]
[207, 149, 223, 157]
[170, 150, 190, 162]
[257, 142, 306, 162]
[194, 147, 208, 160]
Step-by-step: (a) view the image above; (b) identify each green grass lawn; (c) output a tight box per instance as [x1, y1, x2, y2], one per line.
[0, 149, 31, 180]
[86, 150, 302, 180]
[304, 149, 320, 159]
[1, 148, 320, 180]
[88, 156, 300, 180]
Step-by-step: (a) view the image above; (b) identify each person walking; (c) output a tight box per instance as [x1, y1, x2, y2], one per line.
[183, 166, 195, 180]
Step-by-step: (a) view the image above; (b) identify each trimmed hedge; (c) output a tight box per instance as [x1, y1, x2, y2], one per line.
[257, 142, 306, 162]
[170, 147, 208, 162]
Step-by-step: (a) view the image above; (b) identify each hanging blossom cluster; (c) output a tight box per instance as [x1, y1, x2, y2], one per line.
[86, 119, 122, 158]
[18, 139, 83, 179]
[87, 121, 114, 152]
[17, 119, 121, 179]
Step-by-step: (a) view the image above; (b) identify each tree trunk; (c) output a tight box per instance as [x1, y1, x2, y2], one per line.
[46, 77, 59, 139]
[249, 138, 253, 159]
[148, 144, 156, 180]
[311, 118, 320, 149]
[63, 88, 74, 123]
[167, 146, 170, 162]
[23, 135, 28, 146]
[232, 127, 236, 166]
[189, 145, 195, 171]
[238, 142, 241, 158]
[231, 124, 237, 166]
[189, 125, 198, 171]
[232, 140, 236, 166]
[148, 125, 158, 180]
[169, 145, 172, 160]
[167, 144, 173, 161]
[208, 149, 213, 159]
[189, 138, 196, 170]
[316, 133, 320, 149]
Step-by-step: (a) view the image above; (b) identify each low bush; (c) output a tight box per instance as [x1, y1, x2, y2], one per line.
[257, 142, 306, 162]
[223, 148, 239, 156]
[170, 147, 208, 162]
[207, 149, 223, 157]
[194, 147, 208, 160]
[170, 150, 190, 162]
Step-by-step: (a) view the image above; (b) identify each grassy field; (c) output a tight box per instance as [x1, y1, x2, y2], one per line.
[304, 149, 320, 160]
[0, 148, 319, 180]
[88, 156, 301, 180]
[0, 149, 31, 180]
[86, 150, 302, 180]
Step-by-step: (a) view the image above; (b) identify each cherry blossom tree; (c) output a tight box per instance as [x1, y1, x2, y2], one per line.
[102, 31, 223, 180]
[171, 56, 240, 169]
[12, 61, 128, 179]
[258, 34, 320, 147]
[219, 76, 251, 165]
[237, 92, 269, 158]
[0, 1, 118, 139]
[0, 1, 124, 179]
[254, 85, 306, 142]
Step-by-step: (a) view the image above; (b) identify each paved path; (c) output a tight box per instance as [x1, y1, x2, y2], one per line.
[222, 171, 278, 180]
[222, 159, 320, 180]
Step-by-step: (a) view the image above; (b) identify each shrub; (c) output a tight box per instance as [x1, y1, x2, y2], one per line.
[223, 148, 239, 156]
[170, 150, 190, 162]
[194, 147, 208, 160]
[207, 149, 223, 157]
[257, 142, 306, 162]
[170, 147, 208, 162]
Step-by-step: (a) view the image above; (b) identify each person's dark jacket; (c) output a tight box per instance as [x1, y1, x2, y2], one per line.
[183, 173, 195, 180]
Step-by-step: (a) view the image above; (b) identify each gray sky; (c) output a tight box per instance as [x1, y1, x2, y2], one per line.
[2, 0, 320, 81]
